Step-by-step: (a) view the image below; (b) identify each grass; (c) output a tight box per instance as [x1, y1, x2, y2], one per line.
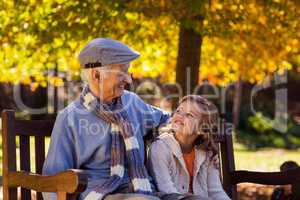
[234, 143, 300, 171]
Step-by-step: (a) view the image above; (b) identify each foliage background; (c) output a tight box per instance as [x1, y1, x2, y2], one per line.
[1, 0, 300, 152]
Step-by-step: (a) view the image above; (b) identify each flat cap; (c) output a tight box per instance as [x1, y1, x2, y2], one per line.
[78, 38, 140, 68]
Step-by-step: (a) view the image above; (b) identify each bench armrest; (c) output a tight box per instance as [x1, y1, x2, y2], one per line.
[230, 168, 300, 185]
[8, 169, 87, 193]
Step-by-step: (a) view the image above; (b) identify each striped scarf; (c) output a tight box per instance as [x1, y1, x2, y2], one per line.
[80, 86, 153, 200]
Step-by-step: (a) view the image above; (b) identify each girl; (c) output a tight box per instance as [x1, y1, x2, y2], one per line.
[148, 95, 230, 200]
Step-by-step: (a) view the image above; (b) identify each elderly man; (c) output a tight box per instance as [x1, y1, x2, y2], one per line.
[43, 38, 169, 200]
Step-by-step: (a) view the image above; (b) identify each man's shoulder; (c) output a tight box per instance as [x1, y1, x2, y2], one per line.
[122, 90, 140, 100]
[55, 99, 89, 124]
[121, 90, 146, 110]
[152, 133, 174, 147]
[57, 99, 80, 116]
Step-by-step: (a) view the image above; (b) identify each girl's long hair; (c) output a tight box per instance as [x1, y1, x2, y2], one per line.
[179, 95, 219, 160]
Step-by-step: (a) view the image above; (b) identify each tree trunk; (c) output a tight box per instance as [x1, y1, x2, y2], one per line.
[176, 22, 203, 96]
[232, 76, 243, 128]
[0, 83, 15, 112]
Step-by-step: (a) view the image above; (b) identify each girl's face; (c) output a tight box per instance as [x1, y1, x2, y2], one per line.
[171, 100, 202, 136]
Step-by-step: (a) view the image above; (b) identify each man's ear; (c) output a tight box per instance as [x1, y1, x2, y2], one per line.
[91, 69, 101, 81]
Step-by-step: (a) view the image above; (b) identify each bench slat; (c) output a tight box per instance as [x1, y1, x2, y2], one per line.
[15, 119, 54, 137]
[231, 168, 300, 185]
[35, 136, 46, 200]
[2, 110, 18, 200]
[20, 135, 31, 200]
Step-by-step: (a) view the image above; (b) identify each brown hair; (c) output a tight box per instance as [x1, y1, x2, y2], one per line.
[179, 95, 219, 159]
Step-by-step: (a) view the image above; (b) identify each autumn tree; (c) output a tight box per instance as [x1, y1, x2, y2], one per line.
[1, 0, 300, 118]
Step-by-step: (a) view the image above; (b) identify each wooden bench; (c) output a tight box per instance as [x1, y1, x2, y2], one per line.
[2, 109, 300, 200]
[1, 110, 87, 200]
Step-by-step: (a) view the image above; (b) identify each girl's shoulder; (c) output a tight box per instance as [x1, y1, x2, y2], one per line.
[152, 132, 184, 158]
[157, 132, 174, 139]
[155, 132, 178, 146]
[149, 133, 174, 158]
[151, 132, 178, 150]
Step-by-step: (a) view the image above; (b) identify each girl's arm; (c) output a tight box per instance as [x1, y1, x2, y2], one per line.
[147, 140, 179, 194]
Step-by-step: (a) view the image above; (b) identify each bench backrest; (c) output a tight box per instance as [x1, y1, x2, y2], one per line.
[1, 109, 237, 200]
[2, 110, 55, 200]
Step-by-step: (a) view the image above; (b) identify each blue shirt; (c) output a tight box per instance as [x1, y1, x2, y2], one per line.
[42, 90, 169, 199]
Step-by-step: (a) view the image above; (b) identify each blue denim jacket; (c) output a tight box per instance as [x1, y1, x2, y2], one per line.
[42, 90, 169, 199]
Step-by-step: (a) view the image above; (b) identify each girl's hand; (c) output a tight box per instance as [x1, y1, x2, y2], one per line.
[212, 155, 220, 169]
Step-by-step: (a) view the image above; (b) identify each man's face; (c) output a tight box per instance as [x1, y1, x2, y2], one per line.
[98, 63, 132, 102]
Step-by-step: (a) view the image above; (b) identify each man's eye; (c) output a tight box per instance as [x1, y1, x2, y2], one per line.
[187, 113, 194, 118]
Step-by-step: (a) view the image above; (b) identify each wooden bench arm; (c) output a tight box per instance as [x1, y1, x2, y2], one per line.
[8, 169, 87, 193]
[230, 168, 300, 185]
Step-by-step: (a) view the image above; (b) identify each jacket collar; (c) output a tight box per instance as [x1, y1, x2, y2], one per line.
[194, 146, 207, 174]
[158, 133, 207, 174]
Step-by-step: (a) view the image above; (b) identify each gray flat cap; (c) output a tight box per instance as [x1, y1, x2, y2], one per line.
[78, 38, 140, 68]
